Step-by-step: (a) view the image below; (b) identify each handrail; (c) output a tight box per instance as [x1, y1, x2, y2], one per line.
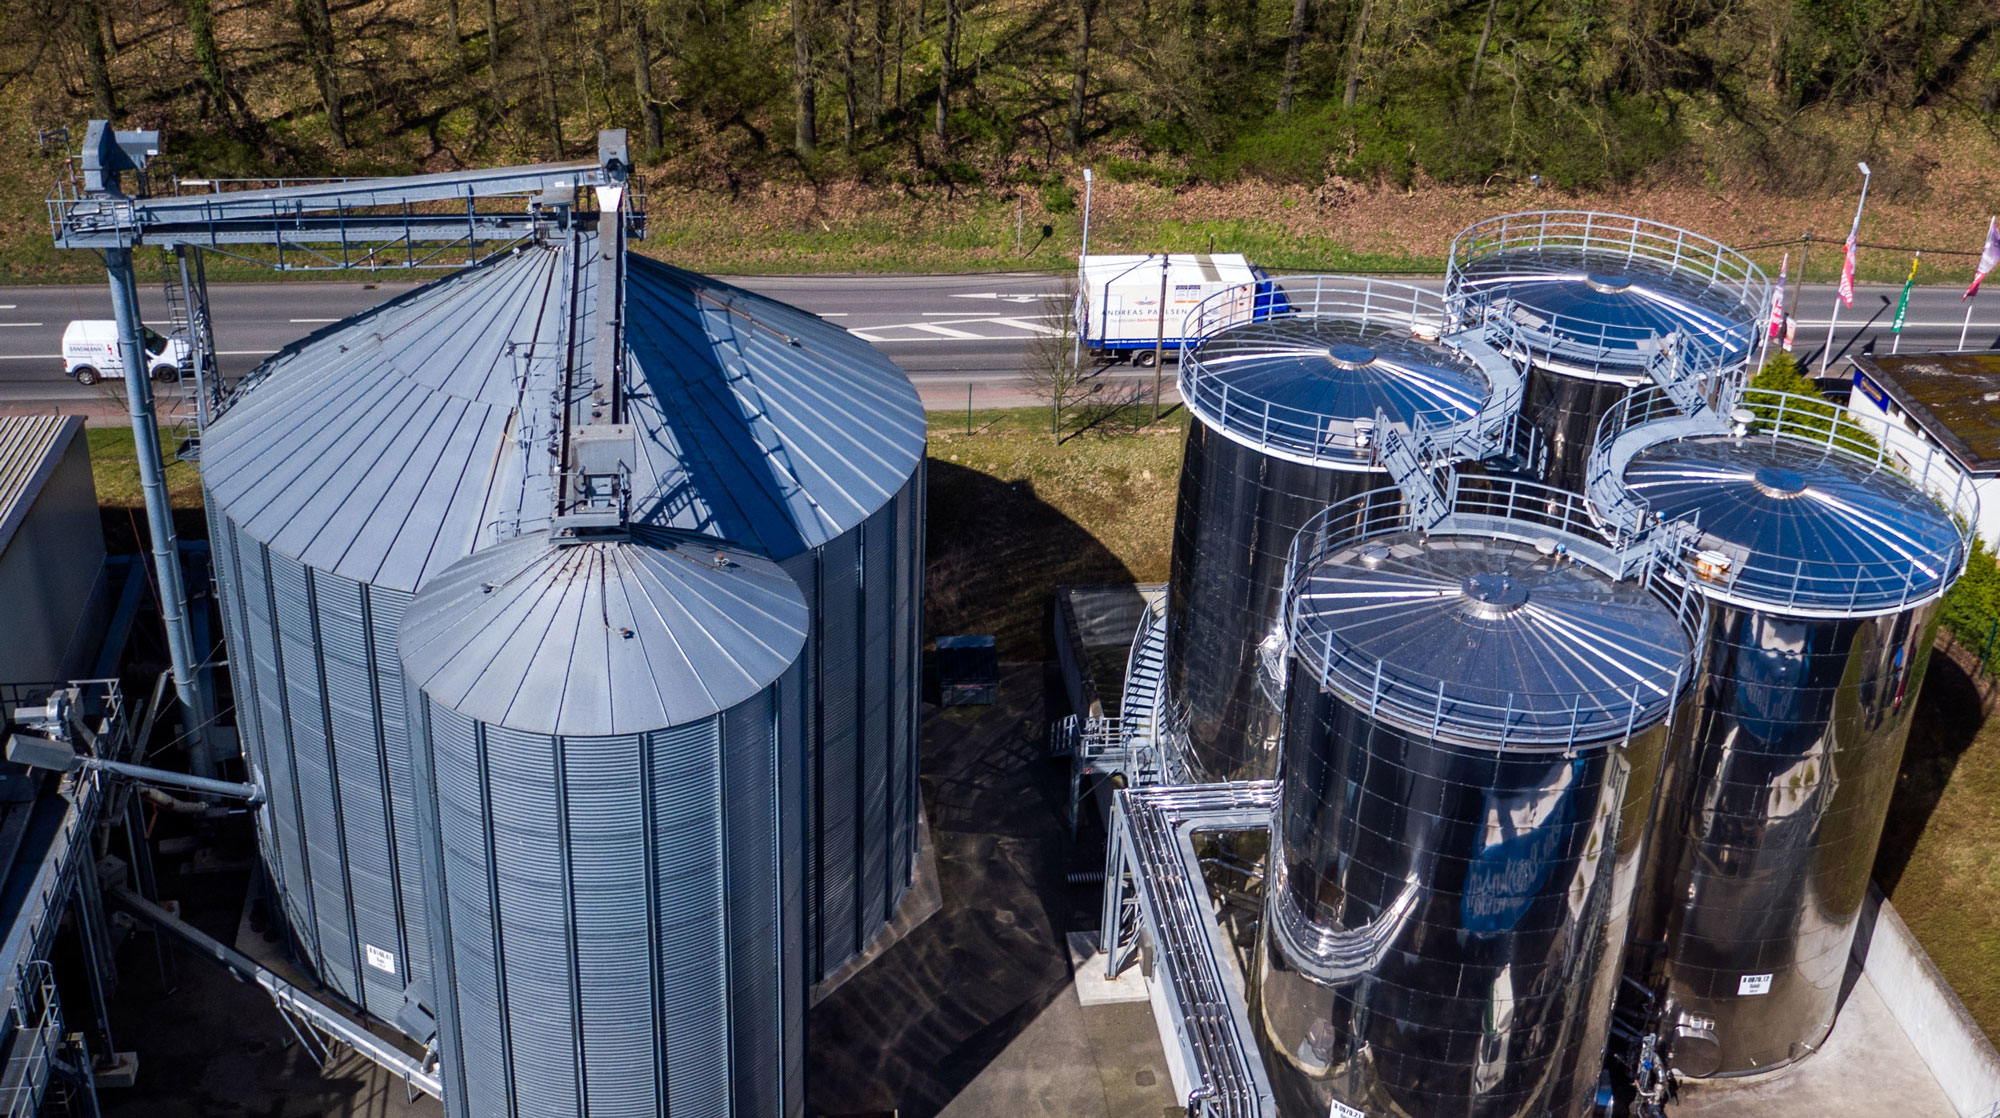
[1445, 211, 1770, 373]
[1176, 276, 1520, 467]
[1586, 385, 1980, 617]
[1281, 478, 1705, 748]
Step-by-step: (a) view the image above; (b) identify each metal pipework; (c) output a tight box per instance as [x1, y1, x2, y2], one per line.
[105, 247, 211, 775]
[107, 887, 441, 1100]
[4, 732, 261, 804]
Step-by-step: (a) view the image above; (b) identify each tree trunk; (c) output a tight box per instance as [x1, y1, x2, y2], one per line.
[522, 0, 564, 156]
[872, 0, 888, 122]
[292, 0, 347, 147]
[843, 0, 858, 146]
[77, 0, 116, 120]
[1238, 0, 1256, 70]
[1069, 0, 1091, 146]
[483, 0, 503, 73]
[186, 0, 234, 116]
[632, 1, 663, 150]
[443, 0, 465, 61]
[1341, 0, 1374, 109]
[794, 0, 817, 155]
[935, 0, 956, 143]
[1276, 0, 1308, 112]
[1461, 0, 1498, 110]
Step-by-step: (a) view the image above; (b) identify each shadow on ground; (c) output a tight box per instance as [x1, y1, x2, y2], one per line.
[808, 662, 1115, 1117]
[925, 459, 1140, 661]
[1875, 649, 1986, 895]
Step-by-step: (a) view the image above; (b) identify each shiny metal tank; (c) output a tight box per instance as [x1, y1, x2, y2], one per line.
[400, 527, 809, 1118]
[1167, 280, 1512, 783]
[1609, 424, 1973, 1078]
[201, 236, 924, 1032]
[1445, 213, 1767, 490]
[1257, 482, 1702, 1118]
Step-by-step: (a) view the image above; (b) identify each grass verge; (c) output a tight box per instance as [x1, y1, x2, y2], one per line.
[88, 427, 203, 510]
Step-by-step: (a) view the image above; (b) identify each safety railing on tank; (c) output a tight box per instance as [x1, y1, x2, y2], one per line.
[1586, 384, 1980, 617]
[1281, 478, 1706, 750]
[1445, 211, 1770, 373]
[1176, 276, 1522, 467]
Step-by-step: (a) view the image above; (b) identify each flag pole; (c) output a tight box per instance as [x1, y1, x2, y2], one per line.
[1759, 250, 1787, 370]
[1892, 252, 1918, 354]
[1964, 215, 1995, 352]
[1963, 302, 1976, 351]
[1822, 162, 1871, 377]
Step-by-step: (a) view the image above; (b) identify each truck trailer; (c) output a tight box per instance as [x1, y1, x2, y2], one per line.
[1074, 253, 1282, 365]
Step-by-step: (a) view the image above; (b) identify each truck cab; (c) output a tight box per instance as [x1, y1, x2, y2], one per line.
[62, 320, 190, 386]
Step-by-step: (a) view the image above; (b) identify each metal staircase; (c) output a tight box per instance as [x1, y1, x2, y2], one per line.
[1067, 596, 1170, 835]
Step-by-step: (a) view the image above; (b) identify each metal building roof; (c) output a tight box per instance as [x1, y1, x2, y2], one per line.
[1623, 436, 1965, 613]
[0, 415, 86, 557]
[202, 234, 924, 591]
[1290, 533, 1692, 747]
[1849, 351, 2000, 472]
[398, 526, 807, 736]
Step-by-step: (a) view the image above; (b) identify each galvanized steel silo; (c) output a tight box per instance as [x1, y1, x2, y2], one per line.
[1256, 481, 1702, 1118]
[1593, 392, 1976, 1077]
[1166, 278, 1521, 783]
[202, 234, 926, 1033]
[399, 526, 808, 1118]
[1444, 212, 1768, 490]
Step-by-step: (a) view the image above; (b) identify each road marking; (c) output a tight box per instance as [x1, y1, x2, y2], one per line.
[0, 304, 15, 309]
[817, 312, 848, 317]
[0, 323, 43, 328]
[989, 317, 1060, 335]
[949, 292, 1043, 303]
[290, 318, 342, 323]
[907, 322, 988, 339]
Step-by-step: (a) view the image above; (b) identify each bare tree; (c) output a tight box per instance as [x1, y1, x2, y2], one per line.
[482, 0, 503, 74]
[522, 0, 564, 156]
[1019, 279, 1104, 443]
[1277, 0, 1309, 112]
[935, 0, 957, 143]
[76, 0, 116, 119]
[292, 0, 347, 148]
[1341, 0, 1374, 109]
[794, 0, 817, 155]
[631, 0, 662, 151]
[1069, 0, 1092, 146]
[1462, 0, 1498, 110]
[186, 0, 246, 123]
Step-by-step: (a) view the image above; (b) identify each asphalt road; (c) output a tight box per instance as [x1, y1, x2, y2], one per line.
[0, 272, 1993, 420]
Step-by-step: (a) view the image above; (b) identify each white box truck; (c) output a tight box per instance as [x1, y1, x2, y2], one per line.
[62, 320, 190, 386]
[1074, 253, 1283, 366]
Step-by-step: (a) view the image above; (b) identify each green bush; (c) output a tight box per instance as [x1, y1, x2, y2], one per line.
[1039, 178, 1078, 214]
[1942, 545, 2000, 670]
[1744, 353, 1879, 453]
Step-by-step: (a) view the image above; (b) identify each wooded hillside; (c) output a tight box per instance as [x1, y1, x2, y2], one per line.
[3, 0, 2000, 278]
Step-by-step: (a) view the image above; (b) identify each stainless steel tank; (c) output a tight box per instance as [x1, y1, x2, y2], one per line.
[1257, 480, 1703, 1118]
[399, 526, 809, 1118]
[1166, 278, 1520, 783]
[1594, 391, 1977, 1078]
[201, 234, 925, 1033]
[1445, 212, 1767, 491]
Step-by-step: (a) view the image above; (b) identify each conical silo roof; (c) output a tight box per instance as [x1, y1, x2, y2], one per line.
[202, 233, 925, 592]
[399, 526, 807, 736]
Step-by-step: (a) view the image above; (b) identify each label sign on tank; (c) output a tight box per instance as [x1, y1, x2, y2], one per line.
[1330, 1100, 1368, 1118]
[1738, 973, 1772, 996]
[365, 945, 398, 976]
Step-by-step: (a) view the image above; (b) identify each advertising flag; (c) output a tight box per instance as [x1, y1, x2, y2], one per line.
[1891, 254, 1919, 334]
[1837, 232, 1858, 307]
[1966, 217, 2000, 300]
[1769, 252, 1787, 339]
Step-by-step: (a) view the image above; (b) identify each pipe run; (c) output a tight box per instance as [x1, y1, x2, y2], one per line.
[107, 887, 442, 1100]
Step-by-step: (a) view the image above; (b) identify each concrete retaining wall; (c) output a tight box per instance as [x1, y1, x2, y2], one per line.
[1855, 886, 2000, 1117]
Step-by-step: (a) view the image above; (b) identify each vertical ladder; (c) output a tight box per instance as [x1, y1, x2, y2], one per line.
[161, 248, 216, 463]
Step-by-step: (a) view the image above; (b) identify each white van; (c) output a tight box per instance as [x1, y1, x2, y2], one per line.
[61, 320, 190, 385]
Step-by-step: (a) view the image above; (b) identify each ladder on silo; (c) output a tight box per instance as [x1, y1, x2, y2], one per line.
[159, 248, 217, 463]
[1374, 409, 1454, 529]
[1640, 332, 1718, 419]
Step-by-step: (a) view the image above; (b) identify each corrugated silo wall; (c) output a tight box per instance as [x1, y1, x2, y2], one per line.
[410, 667, 808, 1118]
[1165, 420, 1382, 784]
[205, 497, 430, 1028]
[1648, 599, 1940, 1076]
[783, 468, 925, 980]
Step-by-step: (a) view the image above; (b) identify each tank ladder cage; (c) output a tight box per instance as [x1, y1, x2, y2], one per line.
[1443, 211, 1772, 375]
[106, 888, 442, 1102]
[1280, 479, 1707, 749]
[1099, 782, 1280, 1118]
[1066, 596, 1174, 837]
[1586, 383, 1981, 617]
[1175, 276, 1527, 469]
